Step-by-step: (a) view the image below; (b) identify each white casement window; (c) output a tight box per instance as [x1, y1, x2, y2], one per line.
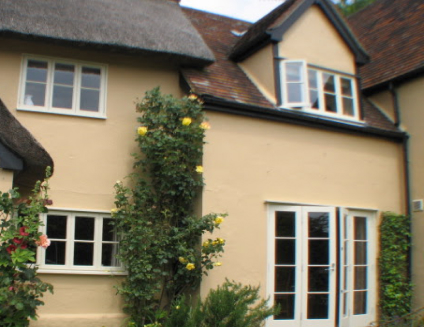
[37, 210, 123, 274]
[280, 60, 359, 120]
[18, 56, 107, 118]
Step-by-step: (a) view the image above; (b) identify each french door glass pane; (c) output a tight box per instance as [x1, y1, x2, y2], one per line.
[276, 211, 295, 237]
[309, 240, 329, 264]
[354, 291, 367, 315]
[355, 242, 367, 264]
[354, 267, 367, 289]
[308, 294, 329, 319]
[309, 212, 329, 237]
[45, 241, 66, 265]
[74, 242, 94, 265]
[355, 217, 367, 240]
[276, 267, 296, 292]
[274, 294, 295, 319]
[309, 267, 329, 292]
[276, 239, 295, 264]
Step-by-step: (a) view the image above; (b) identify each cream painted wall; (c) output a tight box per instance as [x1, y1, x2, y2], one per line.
[0, 169, 14, 192]
[200, 111, 404, 298]
[395, 76, 424, 308]
[279, 5, 355, 74]
[0, 38, 182, 326]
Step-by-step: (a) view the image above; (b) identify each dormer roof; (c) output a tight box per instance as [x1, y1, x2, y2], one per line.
[230, 0, 369, 65]
[348, 0, 424, 90]
[0, 0, 214, 67]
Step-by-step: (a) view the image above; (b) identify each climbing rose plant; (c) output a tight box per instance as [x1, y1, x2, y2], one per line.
[0, 168, 53, 327]
[112, 88, 226, 327]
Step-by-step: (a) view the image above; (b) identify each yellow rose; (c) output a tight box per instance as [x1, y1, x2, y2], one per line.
[212, 241, 218, 246]
[188, 94, 198, 101]
[176, 305, 180, 310]
[202, 241, 210, 247]
[214, 262, 222, 266]
[138, 126, 148, 136]
[186, 263, 195, 270]
[111, 208, 118, 215]
[214, 216, 224, 224]
[217, 238, 225, 244]
[182, 117, 192, 126]
[200, 122, 211, 130]
[178, 257, 187, 264]
[196, 166, 203, 173]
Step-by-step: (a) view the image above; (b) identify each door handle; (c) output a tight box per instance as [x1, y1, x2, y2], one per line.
[325, 263, 335, 271]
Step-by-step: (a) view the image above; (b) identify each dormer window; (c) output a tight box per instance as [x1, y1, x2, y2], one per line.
[280, 60, 359, 120]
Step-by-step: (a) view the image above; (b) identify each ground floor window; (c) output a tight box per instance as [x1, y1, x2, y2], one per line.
[267, 205, 376, 327]
[37, 210, 123, 274]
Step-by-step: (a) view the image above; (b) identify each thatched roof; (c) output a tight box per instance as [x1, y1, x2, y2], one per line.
[0, 0, 214, 66]
[0, 99, 53, 187]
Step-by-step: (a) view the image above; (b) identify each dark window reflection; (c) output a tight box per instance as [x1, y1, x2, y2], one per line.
[276, 211, 295, 237]
[274, 294, 295, 320]
[276, 239, 296, 265]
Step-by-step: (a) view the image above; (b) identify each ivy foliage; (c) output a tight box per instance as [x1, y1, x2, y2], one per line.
[379, 212, 412, 320]
[0, 168, 53, 327]
[112, 88, 225, 326]
[164, 280, 279, 327]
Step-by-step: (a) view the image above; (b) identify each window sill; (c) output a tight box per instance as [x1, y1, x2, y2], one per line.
[37, 268, 127, 275]
[17, 107, 107, 120]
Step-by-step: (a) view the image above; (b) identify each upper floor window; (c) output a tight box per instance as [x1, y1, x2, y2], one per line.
[19, 56, 107, 118]
[37, 210, 123, 274]
[280, 60, 359, 120]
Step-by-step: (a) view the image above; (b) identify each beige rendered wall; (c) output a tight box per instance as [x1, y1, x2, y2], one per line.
[240, 5, 356, 106]
[0, 169, 14, 193]
[395, 76, 424, 308]
[200, 111, 404, 297]
[0, 38, 182, 326]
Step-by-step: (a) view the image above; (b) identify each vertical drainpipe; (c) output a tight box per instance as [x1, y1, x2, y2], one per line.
[390, 82, 412, 280]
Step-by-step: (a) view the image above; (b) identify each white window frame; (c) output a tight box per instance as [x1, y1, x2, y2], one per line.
[18, 55, 108, 119]
[279, 60, 360, 121]
[37, 209, 124, 275]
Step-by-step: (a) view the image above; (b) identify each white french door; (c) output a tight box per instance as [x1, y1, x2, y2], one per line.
[267, 205, 376, 327]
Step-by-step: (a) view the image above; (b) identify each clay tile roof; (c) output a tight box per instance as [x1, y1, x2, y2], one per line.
[0, 99, 53, 186]
[0, 0, 214, 66]
[182, 8, 273, 108]
[348, 0, 424, 89]
[182, 8, 401, 137]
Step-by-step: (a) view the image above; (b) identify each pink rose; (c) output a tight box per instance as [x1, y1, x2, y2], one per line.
[36, 235, 51, 249]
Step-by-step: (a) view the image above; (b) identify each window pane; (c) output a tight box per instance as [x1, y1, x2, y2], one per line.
[308, 69, 318, 88]
[25, 82, 46, 106]
[309, 267, 329, 292]
[309, 90, 319, 109]
[47, 215, 67, 239]
[45, 241, 66, 265]
[324, 94, 337, 113]
[343, 97, 354, 116]
[309, 240, 329, 265]
[27, 60, 48, 82]
[323, 74, 335, 92]
[354, 266, 367, 289]
[103, 218, 116, 241]
[285, 62, 303, 82]
[54, 63, 74, 85]
[354, 291, 367, 315]
[276, 211, 295, 237]
[274, 294, 295, 320]
[80, 89, 100, 111]
[307, 294, 329, 319]
[102, 243, 119, 267]
[81, 67, 101, 88]
[276, 239, 295, 265]
[287, 83, 303, 103]
[275, 267, 295, 292]
[341, 78, 353, 96]
[309, 212, 329, 237]
[74, 242, 94, 265]
[52, 85, 73, 109]
[75, 217, 95, 240]
[355, 242, 367, 264]
[354, 217, 367, 240]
